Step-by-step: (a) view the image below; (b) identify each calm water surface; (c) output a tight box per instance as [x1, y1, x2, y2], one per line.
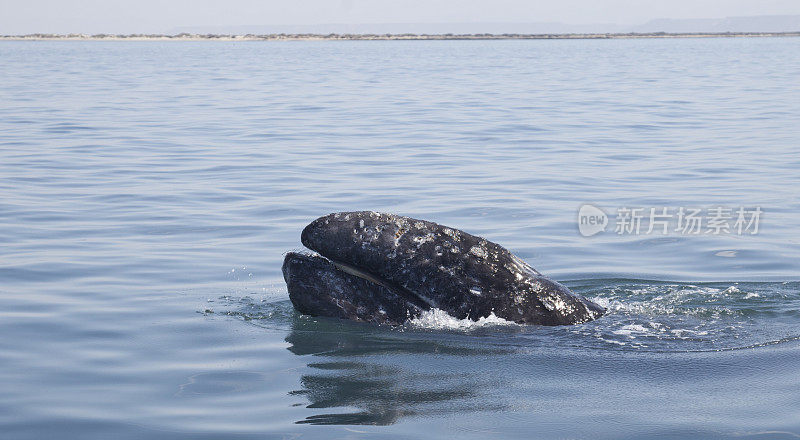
[1, 38, 800, 439]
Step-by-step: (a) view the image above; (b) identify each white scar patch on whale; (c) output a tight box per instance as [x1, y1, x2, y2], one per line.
[469, 245, 487, 258]
[413, 233, 436, 247]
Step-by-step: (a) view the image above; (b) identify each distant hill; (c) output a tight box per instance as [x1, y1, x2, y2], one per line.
[172, 15, 800, 36]
[631, 15, 800, 33]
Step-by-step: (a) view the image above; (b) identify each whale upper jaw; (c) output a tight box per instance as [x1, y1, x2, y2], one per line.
[284, 211, 606, 326]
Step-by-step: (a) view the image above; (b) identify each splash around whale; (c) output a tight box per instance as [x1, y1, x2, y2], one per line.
[282, 211, 605, 326]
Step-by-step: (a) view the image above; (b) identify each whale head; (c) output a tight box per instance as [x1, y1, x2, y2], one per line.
[285, 211, 605, 326]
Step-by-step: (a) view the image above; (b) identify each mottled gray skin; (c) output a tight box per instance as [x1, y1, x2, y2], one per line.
[287, 211, 605, 325]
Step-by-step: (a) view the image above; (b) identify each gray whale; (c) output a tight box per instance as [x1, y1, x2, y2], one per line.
[283, 211, 604, 326]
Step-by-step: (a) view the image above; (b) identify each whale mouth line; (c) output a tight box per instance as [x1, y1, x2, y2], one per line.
[301, 250, 434, 312]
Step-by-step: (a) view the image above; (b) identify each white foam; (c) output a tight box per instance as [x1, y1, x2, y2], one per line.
[407, 308, 518, 331]
[588, 283, 738, 317]
[612, 323, 651, 338]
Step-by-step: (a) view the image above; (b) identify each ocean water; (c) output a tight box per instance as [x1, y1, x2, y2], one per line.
[1, 38, 799, 439]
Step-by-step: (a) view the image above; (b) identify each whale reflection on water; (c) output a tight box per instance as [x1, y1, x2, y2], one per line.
[284, 315, 513, 425]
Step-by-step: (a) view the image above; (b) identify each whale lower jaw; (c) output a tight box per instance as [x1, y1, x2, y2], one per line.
[283, 251, 428, 325]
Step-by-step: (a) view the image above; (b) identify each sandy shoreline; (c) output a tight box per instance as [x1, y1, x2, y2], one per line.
[2, 32, 800, 41]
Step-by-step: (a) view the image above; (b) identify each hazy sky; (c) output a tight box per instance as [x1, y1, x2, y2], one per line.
[2, 0, 800, 34]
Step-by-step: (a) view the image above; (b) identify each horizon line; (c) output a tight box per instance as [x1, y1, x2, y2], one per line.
[3, 31, 800, 41]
